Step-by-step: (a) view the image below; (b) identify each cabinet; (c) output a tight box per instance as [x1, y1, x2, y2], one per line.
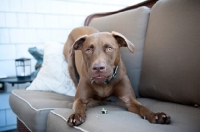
[0, 93, 17, 131]
[0, 76, 34, 131]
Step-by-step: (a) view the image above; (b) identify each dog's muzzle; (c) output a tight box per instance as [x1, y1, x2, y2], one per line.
[90, 66, 118, 84]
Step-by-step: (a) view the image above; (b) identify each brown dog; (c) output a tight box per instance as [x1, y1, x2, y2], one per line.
[63, 26, 170, 127]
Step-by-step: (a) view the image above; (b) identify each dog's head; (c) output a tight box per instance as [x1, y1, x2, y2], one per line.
[71, 31, 135, 84]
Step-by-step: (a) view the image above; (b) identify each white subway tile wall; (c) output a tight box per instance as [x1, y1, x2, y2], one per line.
[0, 0, 144, 78]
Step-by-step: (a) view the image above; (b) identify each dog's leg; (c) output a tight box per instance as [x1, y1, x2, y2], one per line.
[67, 98, 88, 126]
[120, 96, 170, 124]
[67, 81, 92, 126]
[67, 98, 105, 126]
[115, 76, 171, 124]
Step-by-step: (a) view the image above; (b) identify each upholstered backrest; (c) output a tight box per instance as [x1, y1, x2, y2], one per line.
[89, 7, 150, 97]
[139, 0, 200, 105]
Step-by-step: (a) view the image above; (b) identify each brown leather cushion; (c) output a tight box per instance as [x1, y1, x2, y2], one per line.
[139, 0, 200, 105]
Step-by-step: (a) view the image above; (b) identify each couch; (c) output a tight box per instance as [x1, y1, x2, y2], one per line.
[9, 0, 200, 131]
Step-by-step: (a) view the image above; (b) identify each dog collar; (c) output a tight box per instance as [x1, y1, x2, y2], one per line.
[104, 66, 119, 85]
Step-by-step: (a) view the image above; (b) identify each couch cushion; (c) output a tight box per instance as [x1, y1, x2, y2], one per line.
[139, 0, 200, 105]
[9, 90, 74, 132]
[89, 7, 150, 97]
[46, 98, 200, 132]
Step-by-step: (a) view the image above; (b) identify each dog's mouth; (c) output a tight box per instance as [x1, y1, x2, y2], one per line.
[91, 74, 111, 84]
[92, 75, 107, 80]
[94, 75, 106, 79]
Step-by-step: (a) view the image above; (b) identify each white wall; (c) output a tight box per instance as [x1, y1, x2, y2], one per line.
[0, 0, 144, 78]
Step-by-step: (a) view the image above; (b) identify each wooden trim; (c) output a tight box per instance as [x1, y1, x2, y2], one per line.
[17, 118, 31, 132]
[84, 0, 158, 26]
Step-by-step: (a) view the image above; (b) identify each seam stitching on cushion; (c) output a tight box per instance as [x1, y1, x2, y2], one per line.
[12, 90, 58, 111]
[74, 126, 89, 132]
[50, 110, 89, 132]
[12, 90, 38, 111]
[18, 116, 32, 132]
[51, 110, 68, 122]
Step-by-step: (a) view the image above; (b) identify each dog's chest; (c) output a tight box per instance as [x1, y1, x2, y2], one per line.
[94, 85, 112, 98]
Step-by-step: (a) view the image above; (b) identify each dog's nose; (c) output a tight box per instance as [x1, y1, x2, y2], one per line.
[92, 63, 106, 72]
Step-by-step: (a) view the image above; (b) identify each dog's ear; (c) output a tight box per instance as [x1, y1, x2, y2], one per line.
[69, 35, 88, 57]
[112, 31, 135, 53]
[73, 35, 88, 50]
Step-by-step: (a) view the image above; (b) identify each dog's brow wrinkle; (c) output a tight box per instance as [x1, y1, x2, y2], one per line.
[104, 43, 112, 48]
[89, 44, 94, 48]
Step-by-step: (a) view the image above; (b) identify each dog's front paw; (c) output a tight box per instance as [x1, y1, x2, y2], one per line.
[67, 113, 86, 127]
[149, 112, 171, 124]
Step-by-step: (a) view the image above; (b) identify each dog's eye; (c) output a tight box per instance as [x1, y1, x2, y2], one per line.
[85, 48, 92, 54]
[106, 47, 113, 53]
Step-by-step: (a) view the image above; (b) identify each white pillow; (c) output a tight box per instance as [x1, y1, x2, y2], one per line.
[27, 42, 76, 96]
